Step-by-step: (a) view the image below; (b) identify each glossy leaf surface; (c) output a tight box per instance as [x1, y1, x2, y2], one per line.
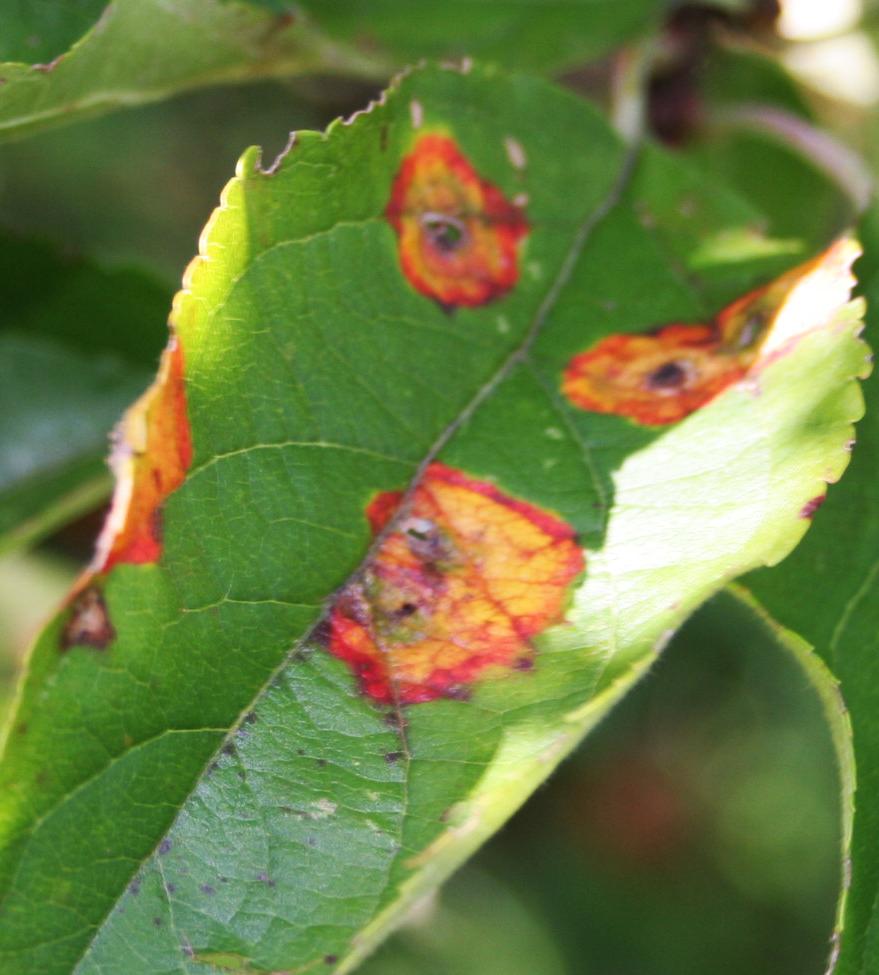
[0, 66, 867, 975]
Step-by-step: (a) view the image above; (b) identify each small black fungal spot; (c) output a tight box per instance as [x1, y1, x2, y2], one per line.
[200, 884, 216, 896]
[513, 657, 534, 672]
[645, 360, 689, 391]
[324, 955, 338, 966]
[244, 711, 258, 724]
[421, 212, 466, 253]
[316, 758, 328, 768]
[297, 748, 306, 756]
[166, 882, 176, 894]
[384, 751, 404, 764]
[257, 872, 276, 887]
[222, 742, 236, 757]
[153, 917, 163, 927]
[158, 838, 172, 855]
[306, 835, 318, 848]
[128, 878, 142, 896]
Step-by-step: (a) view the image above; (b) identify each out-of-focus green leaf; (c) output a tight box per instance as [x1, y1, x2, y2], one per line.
[0, 65, 866, 975]
[679, 45, 860, 245]
[301, 0, 661, 75]
[360, 869, 566, 975]
[0, 0, 388, 143]
[0, 232, 171, 552]
[744, 212, 879, 975]
[1, 0, 107, 64]
[0, 0, 666, 145]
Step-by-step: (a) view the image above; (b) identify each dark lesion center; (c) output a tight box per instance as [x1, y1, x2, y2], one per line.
[421, 211, 467, 252]
[645, 359, 691, 391]
[735, 312, 765, 350]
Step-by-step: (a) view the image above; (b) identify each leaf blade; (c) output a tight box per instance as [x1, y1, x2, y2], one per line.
[0, 65, 867, 975]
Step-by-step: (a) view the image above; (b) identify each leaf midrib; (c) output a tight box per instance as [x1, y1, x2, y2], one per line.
[69, 140, 640, 971]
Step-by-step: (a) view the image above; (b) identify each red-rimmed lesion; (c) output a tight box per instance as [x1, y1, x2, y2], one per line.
[385, 134, 529, 308]
[328, 463, 584, 704]
[61, 336, 193, 650]
[561, 240, 858, 426]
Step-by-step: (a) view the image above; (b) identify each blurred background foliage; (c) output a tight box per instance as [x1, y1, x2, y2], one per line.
[2, 0, 878, 972]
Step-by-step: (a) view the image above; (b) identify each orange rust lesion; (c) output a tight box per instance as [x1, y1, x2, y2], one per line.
[95, 336, 193, 572]
[59, 336, 193, 652]
[385, 133, 529, 308]
[561, 239, 859, 426]
[328, 463, 584, 704]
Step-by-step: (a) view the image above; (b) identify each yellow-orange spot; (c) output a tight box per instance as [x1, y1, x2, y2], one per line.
[95, 336, 192, 570]
[385, 134, 529, 307]
[562, 323, 746, 426]
[329, 463, 583, 704]
[561, 239, 859, 426]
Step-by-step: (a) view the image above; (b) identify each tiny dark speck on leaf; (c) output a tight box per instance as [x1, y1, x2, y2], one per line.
[316, 758, 328, 768]
[128, 878, 141, 896]
[153, 917, 163, 927]
[222, 742, 236, 756]
[800, 495, 826, 519]
[200, 884, 216, 896]
[324, 956, 338, 966]
[297, 748, 306, 756]
[384, 751, 404, 764]
[244, 711, 258, 724]
[513, 657, 534, 672]
[158, 838, 172, 855]
[257, 872, 276, 887]
[166, 882, 176, 894]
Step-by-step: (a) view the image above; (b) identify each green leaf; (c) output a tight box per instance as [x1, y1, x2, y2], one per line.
[300, 0, 661, 75]
[0, 65, 867, 974]
[0, 0, 107, 64]
[0, 0, 663, 145]
[744, 214, 879, 974]
[0, 232, 171, 552]
[0, 0, 388, 144]
[684, 46, 860, 247]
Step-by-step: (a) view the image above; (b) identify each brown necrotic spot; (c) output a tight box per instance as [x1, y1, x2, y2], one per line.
[61, 586, 115, 651]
